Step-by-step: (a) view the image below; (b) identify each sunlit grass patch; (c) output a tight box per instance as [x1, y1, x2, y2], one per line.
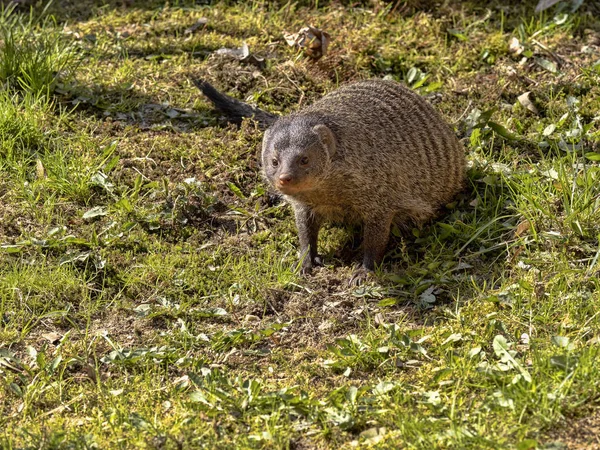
[0, 3, 78, 95]
[1, 0, 600, 448]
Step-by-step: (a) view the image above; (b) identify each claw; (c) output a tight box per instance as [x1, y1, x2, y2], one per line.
[300, 266, 311, 276]
[348, 266, 374, 286]
[298, 255, 324, 276]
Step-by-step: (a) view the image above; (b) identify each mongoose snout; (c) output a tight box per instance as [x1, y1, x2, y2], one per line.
[278, 173, 293, 183]
[275, 173, 304, 194]
[195, 78, 466, 285]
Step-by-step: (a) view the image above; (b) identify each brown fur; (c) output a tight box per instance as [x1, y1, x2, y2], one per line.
[197, 78, 466, 283]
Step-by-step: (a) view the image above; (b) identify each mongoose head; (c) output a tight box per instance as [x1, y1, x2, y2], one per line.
[261, 116, 336, 196]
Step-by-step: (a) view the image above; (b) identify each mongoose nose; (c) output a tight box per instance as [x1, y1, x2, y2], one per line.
[278, 173, 293, 185]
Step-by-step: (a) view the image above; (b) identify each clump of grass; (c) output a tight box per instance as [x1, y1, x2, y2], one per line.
[0, 3, 78, 95]
[0, 89, 52, 161]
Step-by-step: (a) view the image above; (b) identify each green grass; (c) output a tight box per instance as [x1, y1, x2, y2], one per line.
[1, 1, 600, 448]
[0, 3, 78, 95]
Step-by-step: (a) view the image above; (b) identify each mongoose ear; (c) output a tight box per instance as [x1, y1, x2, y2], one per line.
[261, 128, 272, 155]
[258, 128, 270, 168]
[313, 124, 336, 158]
[262, 128, 271, 147]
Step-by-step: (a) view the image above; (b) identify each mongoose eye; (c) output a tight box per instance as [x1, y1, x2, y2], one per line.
[271, 158, 279, 167]
[299, 156, 309, 166]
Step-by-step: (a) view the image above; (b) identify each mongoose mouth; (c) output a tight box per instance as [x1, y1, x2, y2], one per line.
[275, 180, 312, 195]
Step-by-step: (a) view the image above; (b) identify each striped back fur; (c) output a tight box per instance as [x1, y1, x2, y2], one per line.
[262, 79, 465, 225]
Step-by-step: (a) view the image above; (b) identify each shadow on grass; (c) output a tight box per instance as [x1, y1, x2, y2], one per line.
[18, 0, 596, 30]
[54, 74, 223, 131]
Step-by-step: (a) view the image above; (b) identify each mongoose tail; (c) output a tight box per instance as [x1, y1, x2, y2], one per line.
[192, 79, 277, 129]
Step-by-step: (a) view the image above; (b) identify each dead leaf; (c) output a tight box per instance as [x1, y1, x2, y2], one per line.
[283, 31, 298, 47]
[535, 57, 558, 73]
[515, 220, 531, 238]
[517, 91, 539, 115]
[374, 313, 386, 326]
[508, 37, 524, 56]
[215, 42, 265, 68]
[184, 18, 207, 35]
[41, 332, 62, 344]
[36, 159, 46, 179]
[283, 25, 330, 59]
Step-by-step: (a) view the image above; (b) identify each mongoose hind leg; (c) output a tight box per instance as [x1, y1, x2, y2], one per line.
[349, 215, 393, 286]
[294, 204, 323, 274]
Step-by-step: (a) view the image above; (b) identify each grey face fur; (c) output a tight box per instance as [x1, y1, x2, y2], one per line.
[261, 117, 336, 196]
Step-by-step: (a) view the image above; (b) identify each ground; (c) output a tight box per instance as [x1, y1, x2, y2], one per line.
[0, 0, 600, 449]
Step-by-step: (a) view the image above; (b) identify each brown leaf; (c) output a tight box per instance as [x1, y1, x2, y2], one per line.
[283, 25, 330, 59]
[517, 92, 539, 115]
[41, 332, 62, 344]
[515, 220, 531, 238]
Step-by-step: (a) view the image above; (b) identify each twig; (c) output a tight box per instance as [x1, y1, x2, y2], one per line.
[452, 100, 472, 125]
[532, 39, 567, 67]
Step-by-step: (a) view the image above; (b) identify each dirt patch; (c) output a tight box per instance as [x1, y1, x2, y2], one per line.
[545, 409, 600, 450]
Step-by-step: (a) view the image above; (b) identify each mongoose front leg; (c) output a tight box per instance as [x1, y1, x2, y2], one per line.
[349, 217, 392, 285]
[294, 205, 323, 274]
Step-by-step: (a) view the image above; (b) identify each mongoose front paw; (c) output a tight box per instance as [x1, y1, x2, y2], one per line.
[298, 255, 324, 275]
[348, 266, 374, 286]
[299, 263, 313, 275]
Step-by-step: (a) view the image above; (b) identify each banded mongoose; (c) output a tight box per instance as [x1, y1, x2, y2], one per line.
[194, 79, 466, 284]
